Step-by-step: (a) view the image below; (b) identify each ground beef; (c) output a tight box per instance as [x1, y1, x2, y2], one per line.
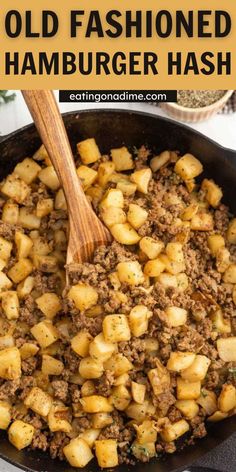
[0, 379, 20, 400]
[49, 432, 70, 460]
[96, 370, 115, 397]
[51, 380, 69, 402]
[31, 431, 48, 451]
[119, 338, 146, 364]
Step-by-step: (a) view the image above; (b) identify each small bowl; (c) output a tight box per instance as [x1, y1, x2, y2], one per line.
[161, 90, 234, 123]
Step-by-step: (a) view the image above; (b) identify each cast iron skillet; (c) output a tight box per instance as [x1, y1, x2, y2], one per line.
[0, 109, 235, 472]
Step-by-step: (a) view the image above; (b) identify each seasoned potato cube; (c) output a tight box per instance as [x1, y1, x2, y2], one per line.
[130, 168, 152, 194]
[19, 343, 39, 360]
[38, 166, 60, 190]
[81, 380, 96, 397]
[117, 261, 144, 286]
[64, 437, 94, 467]
[211, 310, 231, 334]
[139, 236, 164, 260]
[71, 331, 93, 357]
[24, 387, 53, 416]
[31, 320, 59, 348]
[0, 401, 11, 429]
[100, 189, 124, 209]
[161, 419, 189, 442]
[127, 204, 148, 229]
[129, 305, 152, 337]
[33, 144, 50, 164]
[77, 138, 101, 164]
[42, 355, 64, 375]
[1, 174, 31, 203]
[97, 161, 115, 186]
[2, 201, 19, 224]
[111, 223, 140, 245]
[166, 242, 184, 263]
[18, 207, 41, 229]
[79, 428, 101, 448]
[208, 410, 228, 422]
[216, 247, 230, 273]
[177, 378, 201, 400]
[217, 337, 236, 362]
[150, 151, 170, 172]
[0, 236, 12, 262]
[202, 179, 223, 208]
[110, 385, 131, 411]
[104, 353, 133, 377]
[158, 254, 185, 275]
[218, 384, 236, 413]
[77, 165, 98, 190]
[91, 413, 113, 429]
[79, 357, 104, 379]
[8, 258, 33, 283]
[157, 273, 178, 289]
[95, 439, 118, 468]
[125, 401, 149, 422]
[55, 188, 67, 210]
[131, 441, 156, 460]
[175, 154, 203, 180]
[17, 276, 34, 299]
[181, 203, 199, 221]
[191, 212, 214, 231]
[227, 218, 236, 244]
[14, 158, 41, 184]
[31, 237, 51, 257]
[0, 291, 19, 320]
[117, 180, 137, 196]
[111, 146, 134, 171]
[81, 395, 113, 413]
[144, 258, 165, 277]
[167, 352, 196, 372]
[48, 402, 72, 433]
[143, 337, 159, 353]
[135, 419, 158, 444]
[0, 271, 12, 291]
[181, 355, 210, 382]
[68, 283, 98, 311]
[15, 231, 33, 259]
[148, 361, 170, 396]
[36, 292, 61, 319]
[36, 198, 53, 218]
[8, 420, 34, 450]
[197, 389, 217, 415]
[0, 335, 14, 350]
[208, 234, 225, 257]
[176, 273, 189, 292]
[101, 206, 126, 228]
[131, 381, 146, 404]
[223, 264, 236, 283]
[89, 333, 116, 362]
[0, 347, 21, 380]
[103, 314, 131, 342]
[175, 400, 199, 419]
[165, 306, 187, 327]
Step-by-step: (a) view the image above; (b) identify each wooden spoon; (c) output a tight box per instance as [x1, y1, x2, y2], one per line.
[22, 90, 112, 265]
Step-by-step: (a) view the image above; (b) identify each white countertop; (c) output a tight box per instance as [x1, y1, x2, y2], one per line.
[0, 90, 236, 472]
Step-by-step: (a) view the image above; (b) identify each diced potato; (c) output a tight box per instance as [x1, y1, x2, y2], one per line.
[31, 237, 51, 256]
[165, 306, 187, 327]
[31, 320, 59, 348]
[157, 273, 178, 289]
[227, 218, 236, 244]
[131, 441, 156, 460]
[181, 203, 199, 221]
[0, 291, 19, 320]
[18, 208, 41, 229]
[14, 158, 41, 184]
[36, 198, 53, 218]
[101, 206, 126, 228]
[125, 401, 149, 422]
[104, 353, 133, 377]
[71, 331, 93, 357]
[81, 380, 96, 397]
[38, 166, 60, 190]
[79, 357, 104, 379]
[68, 283, 98, 311]
[108, 272, 121, 290]
[1, 174, 31, 204]
[8, 258, 33, 283]
[110, 385, 131, 411]
[55, 188, 67, 210]
[139, 236, 164, 260]
[176, 378, 201, 400]
[181, 355, 210, 382]
[79, 428, 101, 448]
[91, 413, 113, 429]
[95, 439, 118, 468]
[0, 347, 21, 380]
[2, 201, 19, 224]
[111, 146, 133, 172]
[48, 402, 72, 433]
[208, 410, 228, 422]
[174, 154, 203, 180]
[89, 333, 116, 362]
[103, 314, 131, 342]
[176, 273, 189, 292]
[127, 204, 148, 229]
[80, 395, 113, 413]
[0, 335, 14, 350]
[223, 264, 236, 283]
[64, 437, 94, 467]
[19, 343, 39, 360]
[0, 236, 12, 262]
[191, 212, 214, 231]
[159, 254, 185, 275]
[0, 271, 12, 291]
[202, 179, 223, 208]
[17, 276, 34, 299]
[175, 400, 199, 419]
[131, 381, 146, 404]
[148, 360, 170, 396]
[218, 384, 236, 413]
[36, 292, 61, 319]
[111, 223, 140, 245]
[144, 258, 165, 277]
[77, 165, 98, 190]
[117, 260, 144, 286]
[161, 419, 189, 442]
[211, 310, 231, 334]
[150, 151, 170, 172]
[166, 242, 184, 263]
[185, 179, 196, 193]
[15, 231, 33, 259]
[117, 180, 137, 196]
[134, 419, 158, 444]
[8, 420, 34, 450]
[217, 337, 236, 362]
[0, 401, 11, 429]
[143, 337, 159, 353]
[77, 138, 101, 165]
[42, 355, 64, 375]
[197, 389, 217, 415]
[24, 387, 53, 416]
[129, 305, 152, 337]
[100, 189, 124, 210]
[97, 161, 115, 186]
[216, 247, 230, 273]
[0, 258, 6, 270]
[208, 234, 225, 257]
[33, 144, 51, 165]
[130, 168, 152, 194]
[167, 352, 196, 372]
